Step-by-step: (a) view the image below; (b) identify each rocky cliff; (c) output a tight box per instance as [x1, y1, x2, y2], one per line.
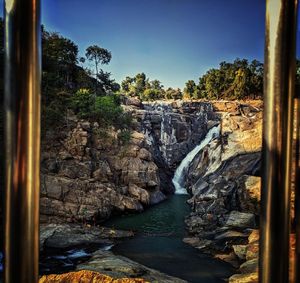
[41, 116, 164, 223]
[182, 100, 263, 263]
[40, 98, 218, 223]
[39, 98, 264, 282]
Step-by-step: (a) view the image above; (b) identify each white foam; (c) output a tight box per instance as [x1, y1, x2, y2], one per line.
[172, 125, 220, 194]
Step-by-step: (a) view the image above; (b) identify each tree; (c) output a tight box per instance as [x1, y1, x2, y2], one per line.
[85, 45, 112, 94]
[121, 76, 135, 94]
[141, 88, 162, 101]
[183, 80, 197, 99]
[192, 58, 264, 100]
[97, 70, 120, 93]
[150, 80, 163, 90]
[134, 73, 147, 97]
[165, 87, 182, 100]
[42, 30, 79, 104]
[232, 68, 248, 99]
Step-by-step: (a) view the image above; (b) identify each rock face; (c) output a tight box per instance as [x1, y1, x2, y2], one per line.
[41, 118, 164, 223]
[41, 99, 263, 234]
[41, 99, 219, 223]
[127, 100, 219, 192]
[139, 101, 217, 169]
[184, 101, 262, 252]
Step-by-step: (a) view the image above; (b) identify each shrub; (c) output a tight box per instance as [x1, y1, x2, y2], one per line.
[118, 129, 132, 145]
[140, 88, 162, 101]
[70, 88, 95, 118]
[94, 94, 123, 127]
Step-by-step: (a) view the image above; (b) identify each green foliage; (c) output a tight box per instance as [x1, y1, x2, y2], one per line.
[94, 95, 123, 126]
[85, 45, 120, 95]
[183, 80, 197, 99]
[40, 27, 125, 134]
[85, 45, 112, 66]
[192, 58, 264, 100]
[117, 129, 132, 145]
[42, 29, 79, 104]
[164, 88, 183, 100]
[141, 88, 163, 101]
[150, 79, 163, 90]
[70, 88, 95, 118]
[69, 90, 131, 132]
[41, 91, 71, 136]
[121, 73, 165, 101]
[121, 76, 134, 93]
[97, 70, 120, 93]
[165, 87, 183, 99]
[134, 73, 147, 96]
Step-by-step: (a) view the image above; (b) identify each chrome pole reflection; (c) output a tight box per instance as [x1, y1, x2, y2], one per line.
[4, 0, 41, 282]
[260, 0, 298, 283]
[295, 90, 300, 282]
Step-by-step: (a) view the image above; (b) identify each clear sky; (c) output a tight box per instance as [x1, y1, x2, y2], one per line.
[1, 1, 300, 89]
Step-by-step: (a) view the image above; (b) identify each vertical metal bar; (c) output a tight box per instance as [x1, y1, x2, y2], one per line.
[260, 0, 298, 283]
[295, 89, 300, 282]
[4, 0, 41, 282]
[294, 50, 300, 282]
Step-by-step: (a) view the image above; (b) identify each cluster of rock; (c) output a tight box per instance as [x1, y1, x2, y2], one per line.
[123, 99, 219, 194]
[39, 224, 187, 283]
[76, 250, 186, 283]
[41, 98, 219, 224]
[228, 229, 259, 282]
[40, 98, 267, 282]
[228, 230, 296, 283]
[183, 101, 263, 261]
[41, 117, 165, 224]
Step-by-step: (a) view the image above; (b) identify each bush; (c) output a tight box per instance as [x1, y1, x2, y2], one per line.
[94, 94, 123, 127]
[70, 88, 95, 118]
[140, 88, 162, 101]
[117, 129, 132, 145]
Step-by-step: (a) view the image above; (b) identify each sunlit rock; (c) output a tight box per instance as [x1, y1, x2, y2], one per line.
[39, 270, 148, 283]
[225, 211, 256, 229]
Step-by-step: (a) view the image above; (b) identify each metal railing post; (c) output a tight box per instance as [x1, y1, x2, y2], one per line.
[260, 0, 298, 282]
[295, 90, 300, 282]
[4, 0, 41, 282]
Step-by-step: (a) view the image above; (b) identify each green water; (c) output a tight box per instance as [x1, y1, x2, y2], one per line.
[106, 195, 234, 283]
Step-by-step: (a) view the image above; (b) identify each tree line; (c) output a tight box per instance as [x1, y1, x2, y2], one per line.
[120, 59, 264, 101]
[121, 73, 182, 101]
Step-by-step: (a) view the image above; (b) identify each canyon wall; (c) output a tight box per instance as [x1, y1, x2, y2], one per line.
[40, 98, 218, 223]
[181, 100, 263, 281]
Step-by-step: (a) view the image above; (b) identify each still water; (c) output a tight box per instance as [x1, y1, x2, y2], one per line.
[106, 195, 233, 283]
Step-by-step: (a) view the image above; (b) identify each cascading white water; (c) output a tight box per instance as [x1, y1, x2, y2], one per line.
[172, 125, 220, 194]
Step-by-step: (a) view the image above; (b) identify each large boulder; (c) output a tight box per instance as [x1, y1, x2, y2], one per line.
[40, 224, 133, 250]
[225, 211, 256, 229]
[77, 250, 187, 283]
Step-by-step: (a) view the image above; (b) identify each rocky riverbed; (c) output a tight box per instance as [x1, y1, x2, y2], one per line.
[39, 223, 186, 282]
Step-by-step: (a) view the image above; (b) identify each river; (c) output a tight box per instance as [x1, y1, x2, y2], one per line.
[105, 195, 233, 283]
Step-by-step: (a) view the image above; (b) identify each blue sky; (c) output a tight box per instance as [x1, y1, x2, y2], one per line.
[1, 1, 300, 88]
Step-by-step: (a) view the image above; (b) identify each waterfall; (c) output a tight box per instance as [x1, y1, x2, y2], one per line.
[172, 125, 220, 194]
